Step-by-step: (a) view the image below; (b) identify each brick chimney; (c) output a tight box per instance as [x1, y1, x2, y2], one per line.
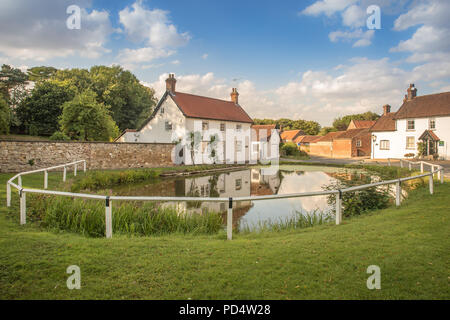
[382, 104, 391, 116]
[407, 83, 417, 100]
[230, 88, 239, 104]
[165, 74, 176, 94]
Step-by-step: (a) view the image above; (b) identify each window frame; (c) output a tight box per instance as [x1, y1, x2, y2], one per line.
[356, 139, 362, 148]
[407, 120, 415, 131]
[220, 123, 225, 132]
[406, 136, 415, 150]
[429, 118, 436, 130]
[165, 121, 172, 131]
[202, 121, 209, 131]
[380, 140, 390, 150]
[236, 124, 242, 132]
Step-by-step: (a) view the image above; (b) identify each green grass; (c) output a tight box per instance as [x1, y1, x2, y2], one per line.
[0, 171, 449, 299]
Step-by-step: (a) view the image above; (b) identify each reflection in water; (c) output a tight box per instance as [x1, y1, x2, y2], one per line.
[112, 166, 357, 231]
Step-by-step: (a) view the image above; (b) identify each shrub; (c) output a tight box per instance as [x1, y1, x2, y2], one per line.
[49, 131, 71, 141]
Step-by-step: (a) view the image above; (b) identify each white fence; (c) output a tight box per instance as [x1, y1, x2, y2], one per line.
[6, 159, 444, 240]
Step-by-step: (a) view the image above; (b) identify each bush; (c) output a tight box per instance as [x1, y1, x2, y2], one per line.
[0, 96, 10, 134]
[49, 131, 71, 141]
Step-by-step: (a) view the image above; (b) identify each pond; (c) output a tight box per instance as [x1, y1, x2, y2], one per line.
[111, 165, 364, 231]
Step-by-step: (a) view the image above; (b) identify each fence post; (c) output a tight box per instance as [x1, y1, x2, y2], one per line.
[18, 176, 22, 188]
[44, 170, 48, 189]
[74, 164, 77, 176]
[429, 173, 434, 195]
[6, 183, 11, 207]
[396, 180, 401, 206]
[408, 162, 412, 171]
[63, 166, 67, 182]
[83, 161, 86, 173]
[227, 197, 233, 240]
[388, 158, 391, 167]
[400, 160, 403, 168]
[420, 162, 424, 173]
[20, 190, 26, 225]
[437, 167, 441, 182]
[105, 196, 112, 239]
[441, 167, 444, 184]
[335, 190, 342, 225]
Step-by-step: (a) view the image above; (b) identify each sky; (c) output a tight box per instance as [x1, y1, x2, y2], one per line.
[1, 0, 449, 126]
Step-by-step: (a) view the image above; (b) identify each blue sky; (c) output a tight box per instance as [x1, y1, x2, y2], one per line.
[1, 0, 449, 126]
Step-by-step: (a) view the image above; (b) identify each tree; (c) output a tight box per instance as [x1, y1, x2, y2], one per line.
[332, 111, 380, 131]
[0, 64, 28, 100]
[319, 126, 338, 136]
[59, 89, 119, 141]
[0, 96, 10, 134]
[253, 118, 321, 135]
[16, 81, 75, 136]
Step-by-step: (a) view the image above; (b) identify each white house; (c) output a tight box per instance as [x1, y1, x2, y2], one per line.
[116, 74, 255, 165]
[371, 84, 450, 160]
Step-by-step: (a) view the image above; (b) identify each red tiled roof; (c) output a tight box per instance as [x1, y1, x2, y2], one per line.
[350, 120, 377, 129]
[335, 128, 369, 139]
[280, 130, 305, 141]
[394, 91, 450, 119]
[295, 135, 322, 144]
[171, 92, 253, 123]
[419, 130, 440, 141]
[370, 112, 397, 132]
[316, 131, 344, 142]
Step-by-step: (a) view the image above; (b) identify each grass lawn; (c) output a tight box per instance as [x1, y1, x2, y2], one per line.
[0, 170, 449, 299]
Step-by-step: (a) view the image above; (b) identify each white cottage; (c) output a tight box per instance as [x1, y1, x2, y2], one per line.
[371, 84, 450, 160]
[116, 74, 254, 165]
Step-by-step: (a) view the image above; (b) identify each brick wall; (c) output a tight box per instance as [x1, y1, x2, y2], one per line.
[0, 140, 175, 173]
[332, 139, 352, 158]
[309, 142, 333, 157]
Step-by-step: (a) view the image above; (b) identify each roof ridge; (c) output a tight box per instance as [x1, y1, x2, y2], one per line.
[174, 91, 235, 104]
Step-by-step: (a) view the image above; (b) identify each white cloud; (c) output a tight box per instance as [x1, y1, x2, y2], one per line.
[202, 54, 209, 60]
[329, 29, 374, 47]
[301, 0, 358, 17]
[341, 4, 366, 27]
[117, 47, 175, 65]
[171, 60, 180, 65]
[0, 0, 113, 61]
[119, 1, 190, 48]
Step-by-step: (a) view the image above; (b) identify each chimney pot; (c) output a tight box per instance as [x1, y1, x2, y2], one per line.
[166, 73, 176, 94]
[407, 83, 417, 100]
[230, 88, 239, 104]
[382, 104, 391, 116]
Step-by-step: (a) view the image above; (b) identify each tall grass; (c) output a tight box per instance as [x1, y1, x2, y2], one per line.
[29, 195, 223, 237]
[238, 210, 332, 234]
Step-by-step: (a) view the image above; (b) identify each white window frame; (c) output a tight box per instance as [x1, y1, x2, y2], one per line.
[406, 136, 415, 149]
[165, 121, 172, 131]
[429, 118, 436, 130]
[407, 120, 415, 131]
[356, 140, 362, 147]
[220, 123, 225, 132]
[380, 140, 390, 150]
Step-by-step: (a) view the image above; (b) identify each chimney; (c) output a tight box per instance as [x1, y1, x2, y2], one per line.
[230, 88, 239, 104]
[407, 83, 417, 100]
[165, 73, 176, 94]
[383, 104, 391, 116]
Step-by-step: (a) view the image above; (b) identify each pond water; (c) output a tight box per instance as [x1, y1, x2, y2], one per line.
[111, 165, 364, 231]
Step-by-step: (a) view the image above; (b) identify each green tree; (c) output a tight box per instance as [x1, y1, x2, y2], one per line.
[0, 64, 28, 100]
[59, 89, 119, 141]
[16, 81, 75, 136]
[253, 118, 321, 135]
[0, 96, 10, 134]
[319, 126, 338, 136]
[332, 112, 380, 131]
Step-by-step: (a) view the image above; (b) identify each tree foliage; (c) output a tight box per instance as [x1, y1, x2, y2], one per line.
[59, 89, 119, 141]
[16, 81, 75, 136]
[0, 64, 28, 100]
[0, 96, 10, 134]
[27, 66, 58, 82]
[253, 118, 321, 135]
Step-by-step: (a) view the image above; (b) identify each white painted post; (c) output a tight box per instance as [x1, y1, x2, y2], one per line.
[420, 162, 424, 173]
[437, 167, 441, 182]
[74, 164, 77, 176]
[44, 170, 48, 189]
[227, 198, 233, 240]
[408, 162, 412, 171]
[396, 181, 401, 207]
[441, 167, 444, 184]
[429, 173, 434, 195]
[18, 175, 22, 188]
[63, 166, 67, 182]
[388, 158, 391, 167]
[400, 160, 403, 168]
[335, 190, 342, 225]
[6, 183, 11, 207]
[20, 190, 26, 225]
[105, 197, 112, 239]
[83, 161, 86, 173]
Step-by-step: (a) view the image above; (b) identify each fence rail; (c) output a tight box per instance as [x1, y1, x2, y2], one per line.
[5, 159, 444, 240]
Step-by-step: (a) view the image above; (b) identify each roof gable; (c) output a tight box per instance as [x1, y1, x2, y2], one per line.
[370, 112, 397, 132]
[280, 130, 305, 141]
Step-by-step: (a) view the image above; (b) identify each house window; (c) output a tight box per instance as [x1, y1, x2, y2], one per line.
[236, 124, 242, 132]
[407, 120, 415, 130]
[236, 141, 242, 152]
[165, 121, 172, 131]
[160, 107, 164, 115]
[429, 118, 436, 130]
[220, 123, 225, 131]
[202, 121, 209, 131]
[406, 136, 415, 149]
[380, 140, 390, 150]
[356, 140, 362, 147]
[235, 179, 242, 190]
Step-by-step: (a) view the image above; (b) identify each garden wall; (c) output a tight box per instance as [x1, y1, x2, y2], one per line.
[0, 140, 175, 173]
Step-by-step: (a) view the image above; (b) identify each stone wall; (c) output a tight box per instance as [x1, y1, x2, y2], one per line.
[0, 140, 175, 173]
